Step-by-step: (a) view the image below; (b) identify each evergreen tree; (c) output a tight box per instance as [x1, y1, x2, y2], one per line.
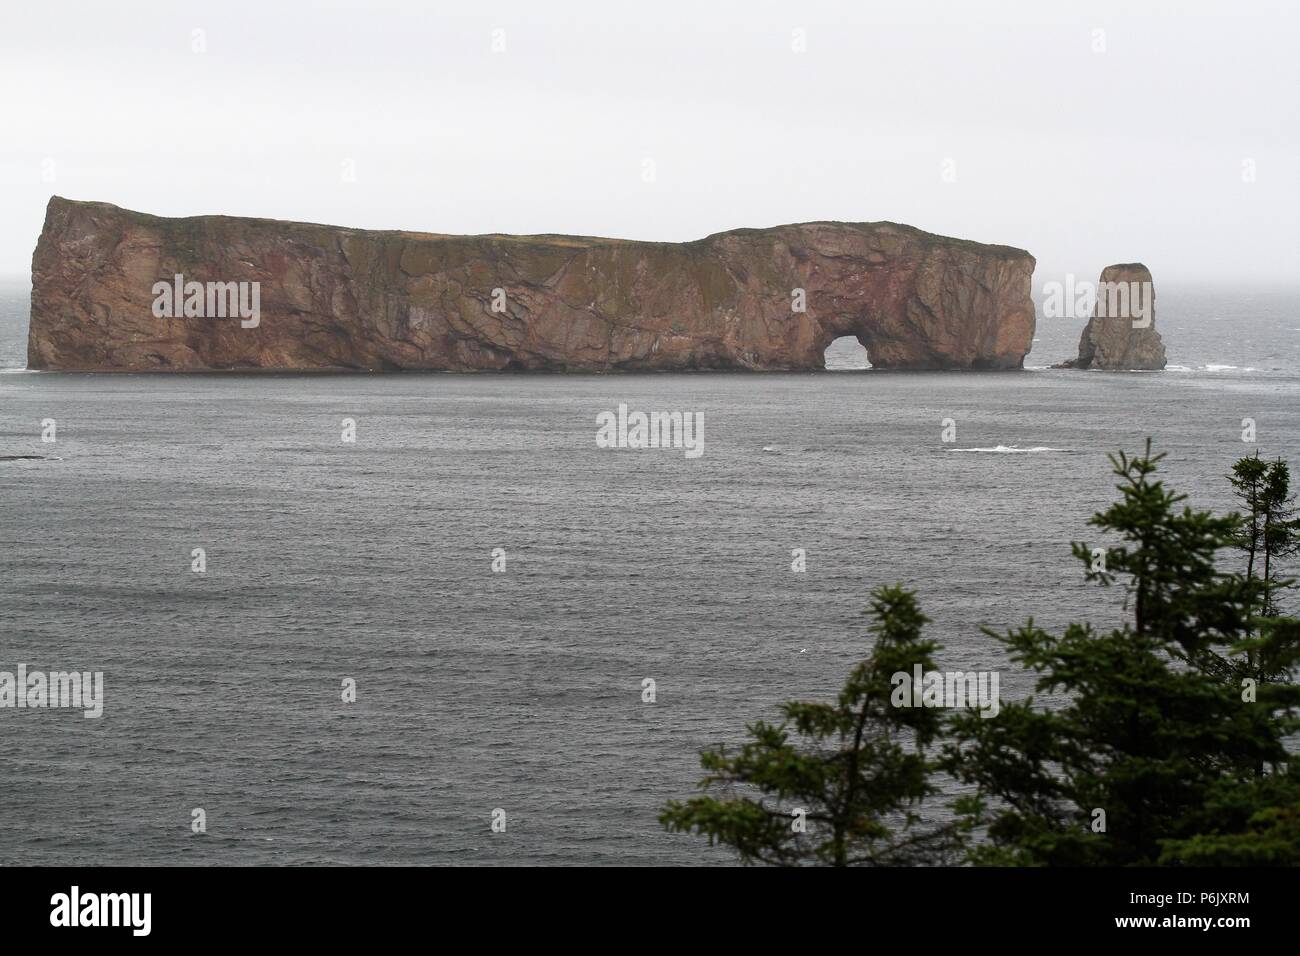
[943, 443, 1300, 865]
[1256, 457, 1300, 617]
[1228, 454, 1269, 601]
[1157, 759, 1300, 865]
[660, 586, 964, 866]
[1214, 455, 1300, 685]
[664, 444, 1300, 866]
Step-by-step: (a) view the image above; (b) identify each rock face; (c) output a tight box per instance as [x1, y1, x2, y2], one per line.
[1062, 263, 1166, 370]
[29, 197, 1037, 372]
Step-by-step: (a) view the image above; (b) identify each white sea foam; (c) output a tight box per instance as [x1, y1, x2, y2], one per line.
[948, 445, 1069, 454]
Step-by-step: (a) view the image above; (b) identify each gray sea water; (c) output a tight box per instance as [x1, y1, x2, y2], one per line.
[2, 279, 1298, 864]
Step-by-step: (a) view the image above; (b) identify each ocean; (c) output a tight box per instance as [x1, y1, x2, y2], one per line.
[1, 279, 1298, 864]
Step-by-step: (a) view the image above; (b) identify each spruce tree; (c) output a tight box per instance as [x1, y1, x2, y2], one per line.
[943, 443, 1300, 865]
[1214, 455, 1300, 686]
[660, 586, 963, 866]
[1257, 458, 1300, 617]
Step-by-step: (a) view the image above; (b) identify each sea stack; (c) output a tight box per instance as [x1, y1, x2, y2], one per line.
[28, 197, 1037, 372]
[1062, 263, 1166, 370]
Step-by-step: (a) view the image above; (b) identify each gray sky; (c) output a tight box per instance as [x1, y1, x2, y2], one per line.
[1, 0, 1296, 285]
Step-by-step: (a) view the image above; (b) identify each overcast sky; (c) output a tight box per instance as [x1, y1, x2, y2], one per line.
[1, 0, 1296, 286]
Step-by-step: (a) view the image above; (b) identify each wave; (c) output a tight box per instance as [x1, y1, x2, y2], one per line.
[948, 445, 1069, 454]
[1145, 364, 1260, 374]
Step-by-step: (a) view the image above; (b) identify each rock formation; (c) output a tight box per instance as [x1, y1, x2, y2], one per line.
[1061, 263, 1166, 370]
[28, 197, 1037, 372]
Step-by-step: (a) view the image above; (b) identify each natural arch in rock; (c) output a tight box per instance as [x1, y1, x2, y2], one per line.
[823, 335, 871, 370]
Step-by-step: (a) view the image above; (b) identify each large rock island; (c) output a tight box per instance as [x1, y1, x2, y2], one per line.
[28, 197, 1036, 372]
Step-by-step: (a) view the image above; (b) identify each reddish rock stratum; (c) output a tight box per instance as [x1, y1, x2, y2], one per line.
[28, 197, 1036, 372]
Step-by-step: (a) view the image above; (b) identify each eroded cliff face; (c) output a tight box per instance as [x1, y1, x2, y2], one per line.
[28, 197, 1036, 371]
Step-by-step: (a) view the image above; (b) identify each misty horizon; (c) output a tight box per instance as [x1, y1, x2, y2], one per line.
[1, 0, 1295, 285]
[3, 195, 1299, 293]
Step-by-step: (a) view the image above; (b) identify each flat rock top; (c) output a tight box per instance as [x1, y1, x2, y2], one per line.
[45, 196, 1034, 259]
